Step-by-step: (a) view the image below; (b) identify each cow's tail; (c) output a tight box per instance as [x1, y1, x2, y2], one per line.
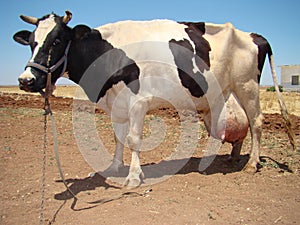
[268, 52, 296, 150]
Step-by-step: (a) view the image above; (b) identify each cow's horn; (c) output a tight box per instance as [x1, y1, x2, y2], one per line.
[20, 15, 38, 25]
[62, 10, 72, 24]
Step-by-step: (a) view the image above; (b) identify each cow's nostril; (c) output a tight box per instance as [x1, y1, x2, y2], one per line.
[18, 77, 34, 86]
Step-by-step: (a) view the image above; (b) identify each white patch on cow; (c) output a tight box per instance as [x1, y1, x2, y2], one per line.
[98, 20, 189, 45]
[97, 20, 190, 65]
[19, 67, 35, 80]
[30, 14, 57, 63]
[192, 58, 199, 73]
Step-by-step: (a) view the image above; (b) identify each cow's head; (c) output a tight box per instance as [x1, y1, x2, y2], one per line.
[13, 11, 73, 92]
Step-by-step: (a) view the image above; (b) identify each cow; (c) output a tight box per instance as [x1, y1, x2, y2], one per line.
[13, 11, 292, 187]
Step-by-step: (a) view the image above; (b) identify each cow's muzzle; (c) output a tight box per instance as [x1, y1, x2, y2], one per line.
[18, 77, 35, 92]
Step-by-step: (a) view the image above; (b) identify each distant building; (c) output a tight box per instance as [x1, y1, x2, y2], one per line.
[279, 65, 300, 91]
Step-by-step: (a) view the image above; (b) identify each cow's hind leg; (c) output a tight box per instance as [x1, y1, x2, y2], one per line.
[244, 112, 263, 173]
[228, 141, 243, 163]
[234, 84, 263, 173]
[123, 101, 147, 187]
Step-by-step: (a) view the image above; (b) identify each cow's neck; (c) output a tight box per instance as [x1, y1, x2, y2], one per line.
[66, 29, 112, 84]
[65, 29, 140, 102]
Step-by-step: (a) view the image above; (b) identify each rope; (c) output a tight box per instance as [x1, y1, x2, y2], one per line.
[39, 63, 52, 224]
[49, 111, 78, 200]
[40, 106, 48, 225]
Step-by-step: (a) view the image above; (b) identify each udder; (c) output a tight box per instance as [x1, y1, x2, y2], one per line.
[204, 93, 249, 144]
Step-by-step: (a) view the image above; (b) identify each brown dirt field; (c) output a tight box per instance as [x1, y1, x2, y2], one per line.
[0, 90, 300, 225]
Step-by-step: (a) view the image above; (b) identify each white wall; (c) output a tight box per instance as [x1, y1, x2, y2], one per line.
[280, 65, 300, 91]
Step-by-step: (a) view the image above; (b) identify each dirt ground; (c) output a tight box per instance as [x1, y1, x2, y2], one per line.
[0, 91, 300, 225]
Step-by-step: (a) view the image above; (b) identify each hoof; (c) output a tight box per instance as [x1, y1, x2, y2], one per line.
[225, 159, 240, 169]
[227, 156, 240, 165]
[109, 159, 125, 173]
[123, 177, 141, 188]
[102, 160, 125, 177]
[123, 171, 144, 188]
[243, 162, 258, 173]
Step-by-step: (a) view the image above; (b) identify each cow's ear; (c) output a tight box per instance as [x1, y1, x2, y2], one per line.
[72, 25, 91, 40]
[13, 30, 32, 45]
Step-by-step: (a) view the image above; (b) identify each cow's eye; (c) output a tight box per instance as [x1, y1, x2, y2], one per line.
[53, 39, 61, 46]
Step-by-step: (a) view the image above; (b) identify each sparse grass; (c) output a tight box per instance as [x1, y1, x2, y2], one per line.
[260, 160, 279, 169]
[260, 89, 300, 116]
[3, 146, 11, 151]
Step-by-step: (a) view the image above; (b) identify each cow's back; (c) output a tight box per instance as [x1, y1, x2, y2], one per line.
[97, 20, 189, 46]
[203, 23, 260, 90]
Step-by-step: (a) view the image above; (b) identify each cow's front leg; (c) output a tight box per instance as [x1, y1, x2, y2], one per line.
[123, 101, 147, 187]
[108, 122, 129, 174]
[123, 149, 144, 187]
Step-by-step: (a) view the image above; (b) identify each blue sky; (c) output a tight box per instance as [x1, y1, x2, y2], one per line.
[1, 0, 299, 85]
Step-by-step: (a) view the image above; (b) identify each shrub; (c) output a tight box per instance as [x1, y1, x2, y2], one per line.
[266, 85, 283, 92]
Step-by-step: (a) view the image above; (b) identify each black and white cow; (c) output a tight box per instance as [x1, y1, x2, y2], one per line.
[14, 11, 287, 187]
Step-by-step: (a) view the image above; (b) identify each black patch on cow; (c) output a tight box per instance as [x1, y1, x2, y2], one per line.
[38, 14, 52, 22]
[180, 22, 206, 34]
[169, 38, 208, 97]
[250, 33, 273, 83]
[180, 22, 211, 72]
[67, 28, 140, 102]
[168, 22, 211, 98]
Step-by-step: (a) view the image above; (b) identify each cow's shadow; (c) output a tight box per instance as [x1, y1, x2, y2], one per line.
[54, 154, 244, 201]
[54, 153, 291, 201]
